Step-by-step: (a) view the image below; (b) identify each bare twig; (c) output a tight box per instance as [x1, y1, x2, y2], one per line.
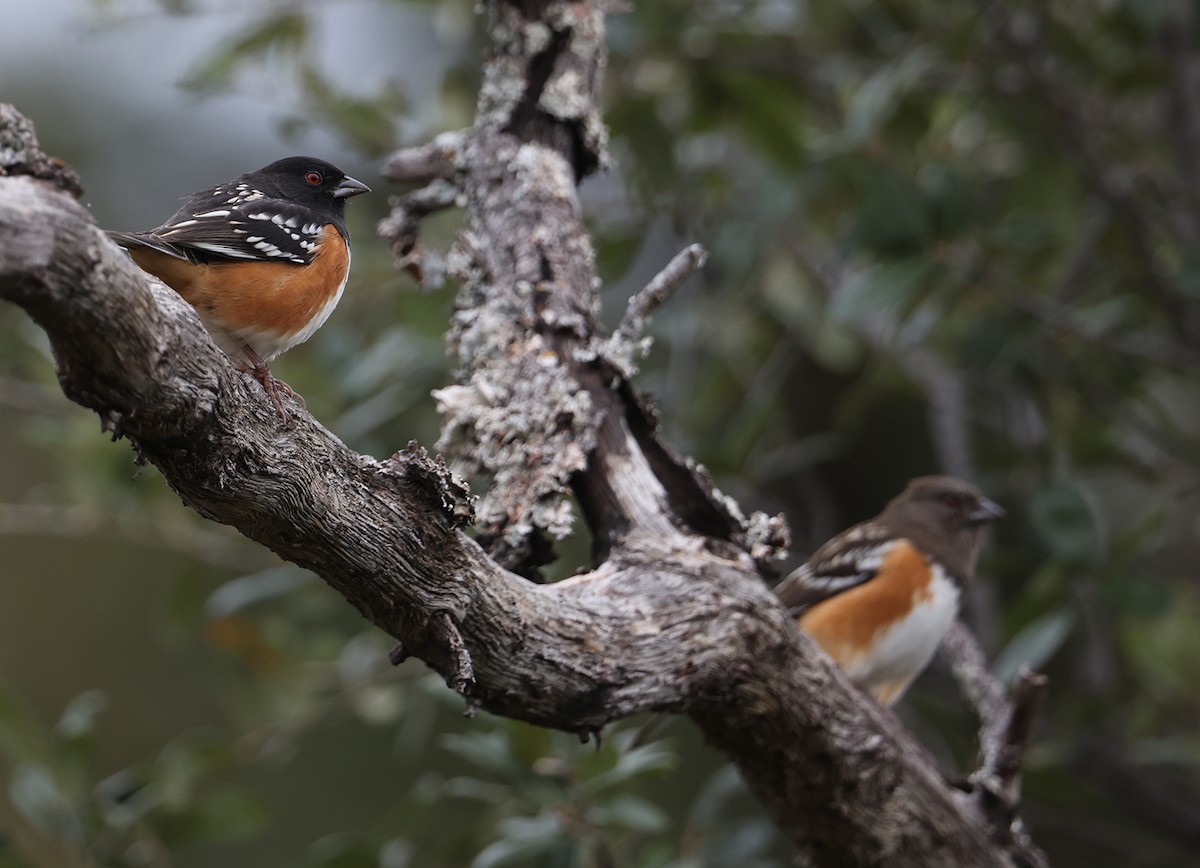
[943, 621, 1008, 757]
[432, 611, 475, 696]
[380, 132, 466, 183]
[990, 668, 1048, 799]
[377, 179, 463, 285]
[377, 131, 470, 285]
[943, 622, 1050, 868]
[612, 243, 707, 347]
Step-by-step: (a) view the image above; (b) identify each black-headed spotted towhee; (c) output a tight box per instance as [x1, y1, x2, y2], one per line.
[109, 157, 370, 413]
[775, 475, 1004, 706]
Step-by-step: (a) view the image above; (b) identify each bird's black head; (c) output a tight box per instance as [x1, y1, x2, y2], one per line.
[242, 156, 371, 210]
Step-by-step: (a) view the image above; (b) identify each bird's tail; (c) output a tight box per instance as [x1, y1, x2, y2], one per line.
[106, 230, 189, 261]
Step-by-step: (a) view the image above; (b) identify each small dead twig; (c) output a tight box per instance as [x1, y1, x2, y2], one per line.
[378, 131, 469, 284]
[377, 179, 462, 284]
[943, 622, 1050, 868]
[986, 669, 1048, 800]
[613, 243, 707, 348]
[943, 621, 1009, 759]
[381, 132, 465, 183]
[432, 611, 475, 696]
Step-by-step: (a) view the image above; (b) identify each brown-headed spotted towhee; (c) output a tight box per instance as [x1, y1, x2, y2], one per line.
[775, 475, 1004, 706]
[109, 157, 370, 413]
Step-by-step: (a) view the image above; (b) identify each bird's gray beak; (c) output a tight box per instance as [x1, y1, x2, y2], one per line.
[970, 497, 1005, 523]
[334, 175, 371, 198]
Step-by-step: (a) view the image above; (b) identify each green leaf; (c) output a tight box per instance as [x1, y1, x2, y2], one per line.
[843, 48, 935, 143]
[0, 687, 48, 763]
[851, 170, 933, 254]
[711, 68, 807, 168]
[379, 838, 414, 868]
[307, 833, 380, 868]
[55, 690, 106, 741]
[205, 566, 315, 617]
[705, 816, 780, 865]
[595, 792, 669, 833]
[686, 765, 745, 828]
[992, 610, 1076, 683]
[183, 13, 308, 92]
[582, 741, 676, 795]
[1029, 483, 1103, 564]
[471, 814, 565, 868]
[8, 762, 80, 841]
[296, 67, 404, 158]
[154, 731, 235, 808]
[438, 775, 511, 803]
[439, 731, 521, 777]
[177, 786, 270, 845]
[829, 258, 935, 325]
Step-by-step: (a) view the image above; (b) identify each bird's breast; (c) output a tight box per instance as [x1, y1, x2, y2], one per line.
[133, 225, 350, 364]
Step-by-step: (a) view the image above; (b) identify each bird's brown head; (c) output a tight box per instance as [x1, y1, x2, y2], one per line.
[880, 475, 1004, 582]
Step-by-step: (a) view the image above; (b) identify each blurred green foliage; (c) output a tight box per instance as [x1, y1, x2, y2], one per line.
[2, 0, 1199, 866]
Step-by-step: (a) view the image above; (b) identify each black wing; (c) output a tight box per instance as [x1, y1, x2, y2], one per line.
[775, 522, 897, 615]
[112, 196, 327, 266]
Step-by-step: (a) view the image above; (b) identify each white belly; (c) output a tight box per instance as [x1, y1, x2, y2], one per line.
[844, 565, 961, 690]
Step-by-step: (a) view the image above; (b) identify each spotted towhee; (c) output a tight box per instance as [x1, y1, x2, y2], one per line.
[775, 475, 1004, 706]
[109, 156, 370, 413]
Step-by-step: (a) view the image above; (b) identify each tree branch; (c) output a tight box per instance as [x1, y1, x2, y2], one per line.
[377, 132, 469, 285]
[613, 243, 708, 348]
[943, 622, 1050, 868]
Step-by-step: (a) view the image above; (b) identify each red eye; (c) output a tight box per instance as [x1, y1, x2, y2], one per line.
[305, 171, 323, 186]
[942, 493, 962, 509]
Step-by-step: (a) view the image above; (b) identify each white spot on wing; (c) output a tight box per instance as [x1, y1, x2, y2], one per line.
[222, 184, 266, 206]
[188, 242, 258, 259]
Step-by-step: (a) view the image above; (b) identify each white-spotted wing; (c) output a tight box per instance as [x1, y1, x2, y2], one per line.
[145, 199, 326, 265]
[775, 522, 898, 615]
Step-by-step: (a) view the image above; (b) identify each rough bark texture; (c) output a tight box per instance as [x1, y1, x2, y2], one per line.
[0, 3, 1048, 865]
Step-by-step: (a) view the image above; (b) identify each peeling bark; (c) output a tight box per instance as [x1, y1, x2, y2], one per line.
[0, 2, 1050, 864]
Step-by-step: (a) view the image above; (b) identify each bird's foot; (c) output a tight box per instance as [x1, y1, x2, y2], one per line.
[243, 363, 304, 419]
